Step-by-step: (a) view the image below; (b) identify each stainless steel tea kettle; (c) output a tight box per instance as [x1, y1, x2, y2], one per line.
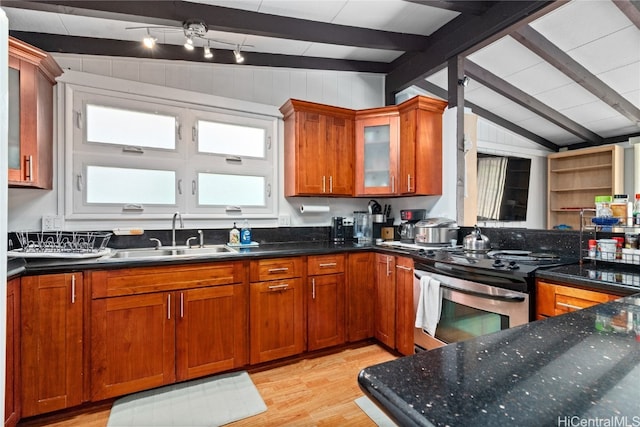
[463, 225, 491, 251]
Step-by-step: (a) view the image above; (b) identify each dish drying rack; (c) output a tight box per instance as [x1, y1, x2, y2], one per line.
[16, 231, 112, 254]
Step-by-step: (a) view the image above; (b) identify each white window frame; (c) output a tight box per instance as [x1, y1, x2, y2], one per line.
[60, 72, 280, 223]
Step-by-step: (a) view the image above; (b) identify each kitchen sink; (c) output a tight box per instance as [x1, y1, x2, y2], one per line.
[108, 245, 236, 260]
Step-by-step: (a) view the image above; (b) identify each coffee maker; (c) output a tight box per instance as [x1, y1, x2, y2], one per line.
[398, 209, 426, 243]
[330, 217, 345, 242]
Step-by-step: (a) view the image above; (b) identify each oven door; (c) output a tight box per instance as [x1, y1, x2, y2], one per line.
[413, 270, 529, 351]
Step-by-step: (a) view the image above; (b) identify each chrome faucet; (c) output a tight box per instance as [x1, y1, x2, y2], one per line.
[172, 211, 184, 247]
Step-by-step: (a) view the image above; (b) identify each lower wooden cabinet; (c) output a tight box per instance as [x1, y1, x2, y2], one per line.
[346, 252, 375, 342]
[307, 254, 346, 351]
[394, 257, 414, 356]
[5, 278, 20, 427]
[89, 263, 247, 400]
[536, 279, 620, 319]
[374, 253, 396, 348]
[20, 273, 84, 417]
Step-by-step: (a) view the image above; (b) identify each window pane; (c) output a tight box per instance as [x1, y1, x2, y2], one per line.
[86, 166, 175, 205]
[86, 104, 176, 149]
[198, 120, 265, 158]
[198, 173, 265, 206]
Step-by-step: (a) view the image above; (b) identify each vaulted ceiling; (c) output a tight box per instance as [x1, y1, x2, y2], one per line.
[3, 0, 639, 152]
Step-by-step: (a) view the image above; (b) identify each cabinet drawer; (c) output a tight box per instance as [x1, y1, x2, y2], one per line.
[307, 254, 345, 275]
[250, 257, 303, 282]
[91, 262, 245, 298]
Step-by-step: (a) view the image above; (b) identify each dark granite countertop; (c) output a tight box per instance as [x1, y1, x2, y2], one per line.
[359, 294, 640, 427]
[536, 263, 640, 296]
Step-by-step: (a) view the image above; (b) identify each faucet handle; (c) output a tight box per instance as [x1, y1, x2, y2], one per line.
[186, 236, 198, 248]
[197, 230, 204, 248]
[149, 238, 162, 249]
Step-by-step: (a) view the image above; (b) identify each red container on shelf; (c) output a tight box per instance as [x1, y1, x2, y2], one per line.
[612, 237, 624, 259]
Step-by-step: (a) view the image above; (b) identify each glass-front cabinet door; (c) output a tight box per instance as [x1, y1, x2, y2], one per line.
[355, 109, 399, 195]
[7, 60, 23, 182]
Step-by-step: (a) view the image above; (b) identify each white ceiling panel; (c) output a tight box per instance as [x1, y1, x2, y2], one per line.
[514, 116, 578, 144]
[531, 0, 632, 52]
[468, 36, 544, 79]
[560, 100, 621, 126]
[503, 61, 576, 97]
[535, 82, 603, 111]
[587, 114, 639, 135]
[3, 8, 68, 34]
[567, 26, 640, 75]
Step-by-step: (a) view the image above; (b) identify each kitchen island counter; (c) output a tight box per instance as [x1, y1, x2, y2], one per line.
[359, 294, 640, 427]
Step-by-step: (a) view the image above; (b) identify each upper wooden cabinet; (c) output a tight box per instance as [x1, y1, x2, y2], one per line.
[280, 99, 355, 196]
[397, 96, 447, 196]
[547, 145, 624, 230]
[8, 37, 63, 189]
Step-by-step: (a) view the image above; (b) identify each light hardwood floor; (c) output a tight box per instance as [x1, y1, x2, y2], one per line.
[19, 343, 397, 427]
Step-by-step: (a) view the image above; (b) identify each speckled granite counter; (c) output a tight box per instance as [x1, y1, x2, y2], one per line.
[536, 263, 640, 296]
[359, 294, 640, 427]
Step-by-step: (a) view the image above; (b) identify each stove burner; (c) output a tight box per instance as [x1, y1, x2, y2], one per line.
[488, 250, 560, 263]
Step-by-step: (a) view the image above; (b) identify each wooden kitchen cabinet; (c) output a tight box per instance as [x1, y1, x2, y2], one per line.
[90, 262, 246, 400]
[394, 256, 415, 355]
[355, 107, 399, 196]
[280, 99, 355, 196]
[547, 145, 624, 230]
[249, 257, 305, 364]
[397, 96, 447, 196]
[21, 273, 84, 417]
[536, 279, 620, 320]
[5, 278, 20, 427]
[374, 253, 397, 348]
[346, 252, 375, 342]
[8, 37, 62, 189]
[307, 254, 346, 351]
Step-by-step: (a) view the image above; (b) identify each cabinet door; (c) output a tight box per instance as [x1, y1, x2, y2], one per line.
[176, 285, 247, 381]
[395, 257, 415, 355]
[536, 280, 620, 319]
[374, 254, 396, 348]
[21, 274, 83, 417]
[326, 115, 354, 196]
[346, 252, 375, 342]
[249, 278, 305, 364]
[91, 292, 175, 400]
[307, 274, 346, 351]
[355, 113, 399, 196]
[296, 111, 329, 195]
[5, 278, 20, 427]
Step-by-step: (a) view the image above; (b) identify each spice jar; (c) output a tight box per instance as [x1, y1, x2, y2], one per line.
[613, 237, 624, 259]
[625, 233, 638, 249]
[588, 239, 597, 258]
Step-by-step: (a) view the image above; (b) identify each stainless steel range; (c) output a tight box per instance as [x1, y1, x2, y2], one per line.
[410, 246, 575, 351]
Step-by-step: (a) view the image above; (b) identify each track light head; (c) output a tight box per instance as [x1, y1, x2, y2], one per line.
[184, 36, 194, 50]
[204, 46, 213, 59]
[142, 29, 156, 49]
[458, 76, 470, 87]
[234, 48, 244, 64]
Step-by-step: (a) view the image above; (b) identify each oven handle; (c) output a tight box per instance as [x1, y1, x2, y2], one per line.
[414, 270, 526, 303]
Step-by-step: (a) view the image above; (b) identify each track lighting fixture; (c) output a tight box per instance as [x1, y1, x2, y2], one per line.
[458, 76, 470, 87]
[204, 42, 213, 59]
[184, 35, 194, 50]
[142, 29, 156, 49]
[234, 47, 245, 64]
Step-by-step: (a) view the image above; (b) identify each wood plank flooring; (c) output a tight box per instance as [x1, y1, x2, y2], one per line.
[19, 343, 397, 427]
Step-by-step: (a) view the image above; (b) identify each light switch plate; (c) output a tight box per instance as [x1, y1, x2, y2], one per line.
[42, 215, 63, 231]
[278, 215, 291, 226]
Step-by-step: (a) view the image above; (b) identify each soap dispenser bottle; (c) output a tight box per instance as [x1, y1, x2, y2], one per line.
[229, 222, 240, 244]
[240, 219, 252, 244]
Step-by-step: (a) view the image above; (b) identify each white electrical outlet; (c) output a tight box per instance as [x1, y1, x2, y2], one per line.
[42, 215, 63, 231]
[278, 215, 291, 226]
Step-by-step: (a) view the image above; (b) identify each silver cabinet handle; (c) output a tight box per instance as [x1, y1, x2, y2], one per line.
[312, 278, 316, 299]
[318, 262, 337, 268]
[71, 274, 76, 304]
[25, 155, 33, 181]
[556, 302, 583, 311]
[268, 284, 289, 291]
[386, 257, 391, 276]
[167, 294, 171, 320]
[322, 176, 326, 193]
[268, 267, 289, 273]
[180, 293, 184, 318]
[391, 175, 395, 193]
[407, 174, 412, 192]
[396, 265, 412, 271]
[329, 176, 333, 193]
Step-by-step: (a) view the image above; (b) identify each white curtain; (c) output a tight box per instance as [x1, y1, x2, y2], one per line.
[477, 157, 508, 220]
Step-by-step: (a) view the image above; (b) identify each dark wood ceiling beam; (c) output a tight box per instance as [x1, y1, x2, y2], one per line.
[513, 25, 640, 126]
[415, 80, 559, 151]
[402, 0, 490, 15]
[567, 130, 640, 150]
[612, 0, 640, 29]
[2, 0, 430, 51]
[464, 59, 603, 144]
[9, 31, 390, 73]
[385, 1, 560, 103]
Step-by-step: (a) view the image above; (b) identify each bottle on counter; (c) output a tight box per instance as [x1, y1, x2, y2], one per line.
[240, 219, 252, 244]
[634, 194, 640, 225]
[611, 194, 630, 225]
[595, 195, 613, 218]
[229, 222, 240, 244]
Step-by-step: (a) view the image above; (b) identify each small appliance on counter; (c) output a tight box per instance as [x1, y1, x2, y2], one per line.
[414, 217, 459, 245]
[353, 211, 373, 244]
[330, 216, 345, 243]
[398, 209, 427, 243]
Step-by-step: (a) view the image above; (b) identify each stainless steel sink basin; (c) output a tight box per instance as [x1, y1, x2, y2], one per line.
[109, 245, 236, 260]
